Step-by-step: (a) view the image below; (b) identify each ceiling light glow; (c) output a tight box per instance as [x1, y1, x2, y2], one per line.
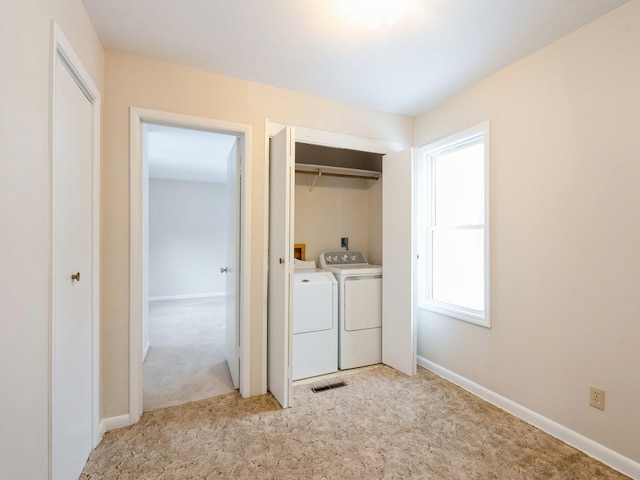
[335, 0, 409, 30]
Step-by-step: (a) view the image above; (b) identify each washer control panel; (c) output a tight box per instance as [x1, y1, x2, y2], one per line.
[320, 250, 367, 266]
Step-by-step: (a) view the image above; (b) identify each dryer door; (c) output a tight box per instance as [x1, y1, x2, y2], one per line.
[344, 275, 382, 331]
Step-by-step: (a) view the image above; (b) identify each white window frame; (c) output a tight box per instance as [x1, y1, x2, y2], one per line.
[417, 122, 490, 327]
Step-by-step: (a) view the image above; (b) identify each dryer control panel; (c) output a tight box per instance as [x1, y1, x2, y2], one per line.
[320, 250, 368, 266]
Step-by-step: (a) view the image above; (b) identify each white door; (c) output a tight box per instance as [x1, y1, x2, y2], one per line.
[267, 127, 295, 408]
[225, 139, 240, 388]
[52, 56, 94, 479]
[382, 149, 417, 376]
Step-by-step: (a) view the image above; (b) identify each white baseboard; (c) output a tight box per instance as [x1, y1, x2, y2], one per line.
[148, 292, 224, 302]
[417, 356, 640, 480]
[98, 414, 131, 441]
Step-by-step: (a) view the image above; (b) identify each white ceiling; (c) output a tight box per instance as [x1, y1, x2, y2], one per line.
[144, 124, 236, 183]
[83, 0, 629, 116]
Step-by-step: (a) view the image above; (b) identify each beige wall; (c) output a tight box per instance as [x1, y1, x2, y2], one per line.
[294, 175, 381, 264]
[0, 0, 103, 477]
[414, 1, 640, 463]
[367, 181, 383, 265]
[101, 50, 413, 417]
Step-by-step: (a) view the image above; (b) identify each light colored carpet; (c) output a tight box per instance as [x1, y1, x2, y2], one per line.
[143, 298, 235, 411]
[83, 365, 627, 479]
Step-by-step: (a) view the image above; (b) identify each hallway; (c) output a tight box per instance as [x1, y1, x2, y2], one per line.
[143, 298, 235, 411]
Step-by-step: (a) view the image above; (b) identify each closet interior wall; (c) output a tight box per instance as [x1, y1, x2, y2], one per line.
[293, 143, 382, 265]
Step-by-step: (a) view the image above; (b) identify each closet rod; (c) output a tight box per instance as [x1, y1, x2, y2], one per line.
[295, 169, 380, 181]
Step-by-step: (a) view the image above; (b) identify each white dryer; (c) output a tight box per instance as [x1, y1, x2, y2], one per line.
[292, 263, 338, 380]
[319, 251, 382, 370]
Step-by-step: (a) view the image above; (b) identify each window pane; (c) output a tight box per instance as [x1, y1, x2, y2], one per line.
[432, 229, 484, 311]
[434, 142, 484, 226]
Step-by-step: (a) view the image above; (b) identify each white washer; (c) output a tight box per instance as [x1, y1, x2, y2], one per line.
[319, 251, 382, 370]
[292, 264, 338, 380]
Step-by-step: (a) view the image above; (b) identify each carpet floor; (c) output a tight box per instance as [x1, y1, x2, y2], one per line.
[82, 365, 627, 479]
[143, 298, 235, 411]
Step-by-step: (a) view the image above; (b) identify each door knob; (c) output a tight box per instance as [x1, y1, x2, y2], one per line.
[220, 267, 229, 273]
[71, 272, 80, 282]
[279, 258, 284, 264]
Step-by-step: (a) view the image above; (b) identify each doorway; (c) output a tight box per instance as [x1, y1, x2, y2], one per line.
[142, 124, 238, 411]
[129, 109, 252, 424]
[266, 122, 416, 409]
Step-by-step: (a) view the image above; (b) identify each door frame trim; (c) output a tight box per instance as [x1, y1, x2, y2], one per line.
[129, 108, 252, 424]
[266, 122, 405, 153]
[49, 21, 102, 478]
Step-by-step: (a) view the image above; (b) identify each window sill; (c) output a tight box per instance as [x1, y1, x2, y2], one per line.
[420, 300, 490, 328]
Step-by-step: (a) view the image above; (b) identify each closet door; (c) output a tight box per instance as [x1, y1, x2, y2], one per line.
[267, 126, 295, 408]
[382, 149, 416, 376]
[52, 54, 94, 479]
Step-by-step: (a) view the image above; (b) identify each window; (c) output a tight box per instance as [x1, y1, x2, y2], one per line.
[418, 123, 490, 327]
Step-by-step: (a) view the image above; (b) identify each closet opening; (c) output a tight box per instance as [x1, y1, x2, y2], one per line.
[292, 142, 384, 382]
[142, 124, 240, 411]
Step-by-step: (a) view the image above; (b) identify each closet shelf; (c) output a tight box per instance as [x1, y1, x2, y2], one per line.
[295, 163, 381, 180]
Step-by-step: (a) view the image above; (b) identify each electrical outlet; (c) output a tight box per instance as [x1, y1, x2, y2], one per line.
[590, 386, 605, 411]
[341, 237, 349, 249]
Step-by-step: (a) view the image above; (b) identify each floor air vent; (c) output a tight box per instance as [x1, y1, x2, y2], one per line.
[312, 381, 347, 393]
